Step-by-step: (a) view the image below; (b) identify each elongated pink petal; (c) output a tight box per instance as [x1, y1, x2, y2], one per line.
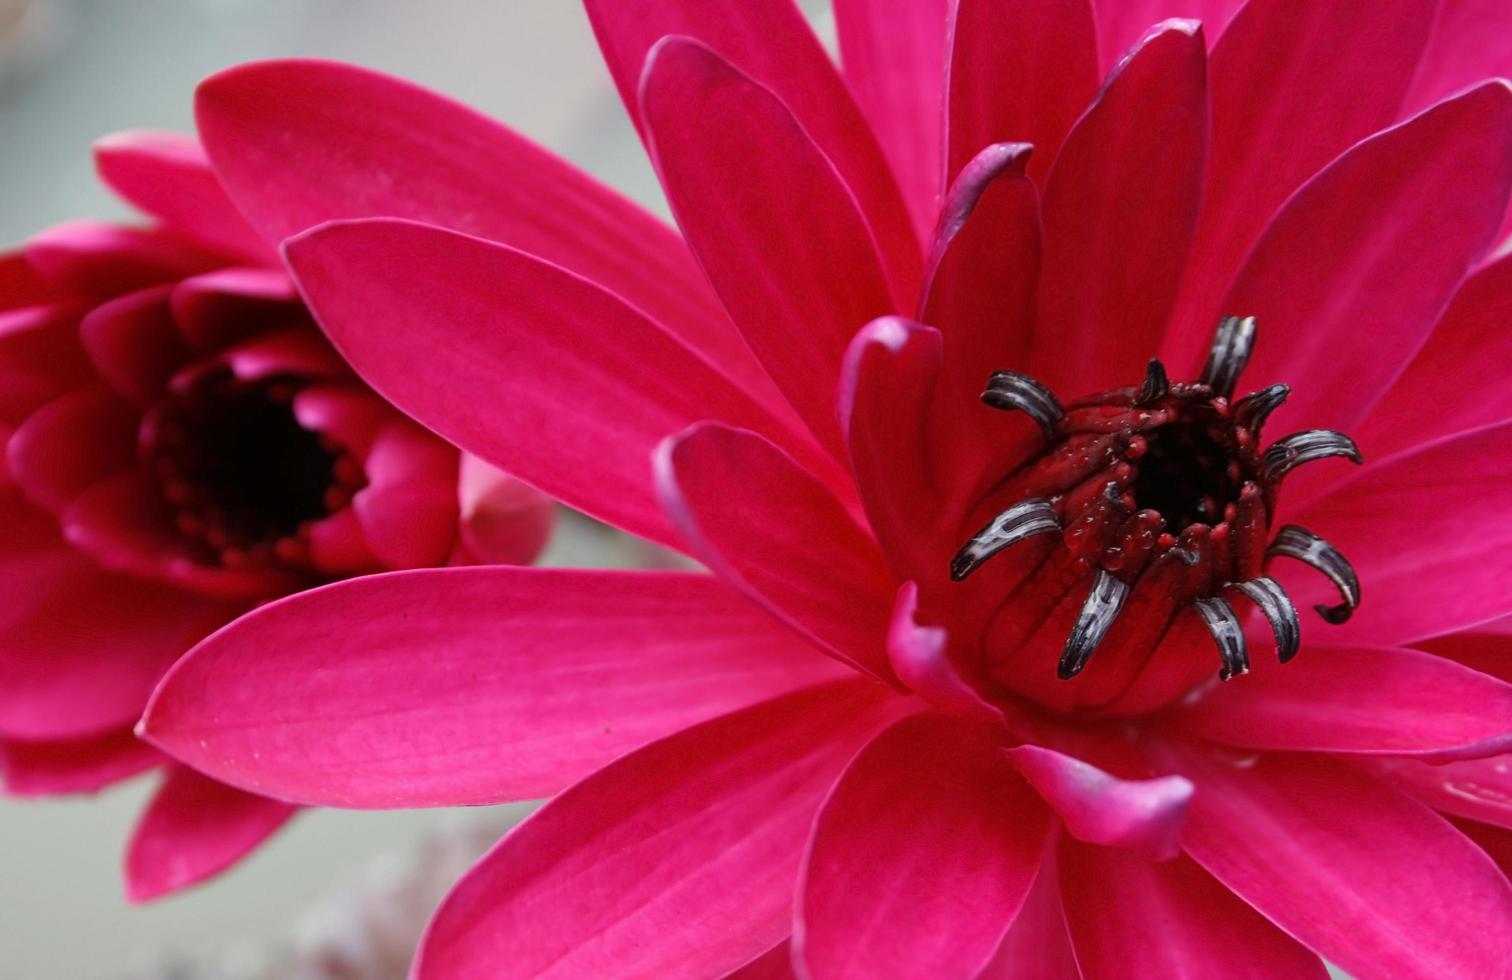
[1405, 0, 1512, 114]
[834, 0, 949, 233]
[142, 567, 844, 807]
[947, 0, 1098, 187]
[1168, 0, 1437, 346]
[978, 851, 1079, 980]
[1007, 744, 1192, 859]
[656, 422, 897, 683]
[1059, 844, 1327, 979]
[0, 304, 92, 426]
[1093, 0, 1241, 74]
[351, 420, 459, 569]
[918, 143, 1044, 500]
[93, 130, 273, 263]
[1358, 252, 1512, 458]
[452, 455, 555, 567]
[125, 765, 297, 902]
[7, 386, 135, 513]
[283, 217, 807, 551]
[586, 0, 919, 298]
[887, 581, 1000, 721]
[1032, 20, 1208, 395]
[0, 491, 231, 739]
[79, 284, 190, 405]
[1284, 420, 1512, 646]
[797, 713, 1047, 980]
[1191, 82, 1512, 432]
[0, 729, 160, 797]
[193, 59, 756, 383]
[642, 38, 900, 456]
[1177, 645, 1512, 762]
[219, 324, 345, 382]
[25, 221, 220, 298]
[415, 679, 901, 980]
[1361, 755, 1512, 832]
[838, 318, 943, 577]
[169, 267, 299, 351]
[1155, 743, 1512, 979]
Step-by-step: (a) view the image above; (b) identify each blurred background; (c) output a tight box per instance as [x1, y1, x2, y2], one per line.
[0, 0, 790, 975]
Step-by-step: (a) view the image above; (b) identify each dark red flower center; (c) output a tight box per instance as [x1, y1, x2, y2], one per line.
[140, 368, 366, 564]
[954, 317, 1362, 704]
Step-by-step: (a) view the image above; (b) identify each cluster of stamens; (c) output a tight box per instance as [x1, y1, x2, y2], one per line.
[952, 317, 1362, 682]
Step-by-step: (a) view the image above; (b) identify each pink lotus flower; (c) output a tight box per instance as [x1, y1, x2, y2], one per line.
[0, 132, 554, 900]
[144, 0, 1512, 975]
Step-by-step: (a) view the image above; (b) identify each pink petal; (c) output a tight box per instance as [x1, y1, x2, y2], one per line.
[1168, 0, 1438, 344]
[1405, 0, 1512, 115]
[1093, 0, 1241, 74]
[0, 490, 233, 740]
[7, 385, 136, 514]
[219, 324, 346, 382]
[283, 217, 809, 552]
[834, 0, 949, 234]
[0, 304, 94, 425]
[414, 679, 900, 980]
[838, 317, 943, 576]
[452, 455, 555, 567]
[1283, 420, 1512, 646]
[79, 284, 190, 406]
[585, 0, 920, 298]
[141, 567, 845, 807]
[656, 422, 898, 683]
[93, 130, 273, 263]
[642, 38, 900, 457]
[977, 851, 1079, 980]
[723, 942, 797, 980]
[303, 507, 380, 576]
[1191, 82, 1512, 433]
[169, 266, 300, 351]
[1176, 645, 1512, 762]
[1059, 844, 1327, 979]
[1032, 20, 1208, 396]
[125, 765, 297, 902]
[947, 0, 1099, 187]
[886, 581, 1001, 721]
[0, 249, 62, 308]
[1357, 252, 1512, 459]
[1361, 755, 1512, 832]
[916, 143, 1045, 501]
[0, 729, 160, 797]
[289, 383, 390, 459]
[796, 712, 1049, 980]
[1155, 742, 1512, 979]
[1007, 744, 1192, 859]
[1454, 817, 1512, 878]
[351, 420, 460, 570]
[193, 59, 756, 386]
[25, 221, 220, 298]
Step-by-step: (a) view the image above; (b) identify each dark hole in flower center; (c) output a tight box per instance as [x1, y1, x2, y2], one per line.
[145, 369, 355, 555]
[1130, 417, 1239, 534]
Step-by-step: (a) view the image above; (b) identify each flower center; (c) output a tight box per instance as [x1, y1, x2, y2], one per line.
[141, 368, 366, 563]
[953, 317, 1363, 706]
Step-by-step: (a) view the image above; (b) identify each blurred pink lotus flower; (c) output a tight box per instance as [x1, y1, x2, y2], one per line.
[144, 0, 1512, 975]
[0, 132, 554, 901]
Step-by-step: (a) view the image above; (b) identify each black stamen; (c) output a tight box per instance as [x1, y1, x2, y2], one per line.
[1135, 358, 1170, 405]
[1262, 430, 1363, 482]
[1233, 577, 1301, 663]
[983, 371, 1064, 440]
[1058, 569, 1129, 679]
[1199, 315, 1257, 400]
[951, 498, 1060, 581]
[1233, 383, 1289, 435]
[1192, 597, 1250, 680]
[1267, 525, 1361, 624]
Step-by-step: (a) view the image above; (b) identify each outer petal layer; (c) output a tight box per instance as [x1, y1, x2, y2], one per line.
[142, 567, 843, 807]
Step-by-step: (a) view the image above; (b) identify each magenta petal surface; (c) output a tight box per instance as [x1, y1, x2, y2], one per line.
[642, 37, 900, 457]
[886, 581, 1000, 721]
[8, 385, 135, 513]
[1007, 744, 1192, 859]
[0, 729, 160, 797]
[1406, 0, 1512, 115]
[125, 765, 297, 902]
[978, 855, 1078, 980]
[1160, 745, 1512, 979]
[1194, 82, 1512, 431]
[1093, 0, 1241, 74]
[1032, 20, 1208, 395]
[1176, 645, 1512, 761]
[1363, 755, 1512, 832]
[656, 422, 897, 682]
[796, 713, 1049, 980]
[1059, 844, 1327, 980]
[284, 217, 801, 551]
[415, 680, 899, 980]
[142, 567, 842, 807]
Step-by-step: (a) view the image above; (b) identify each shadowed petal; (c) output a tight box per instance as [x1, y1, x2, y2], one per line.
[977, 852, 1079, 980]
[795, 713, 1049, 980]
[1093, 0, 1241, 74]
[142, 567, 844, 807]
[414, 680, 901, 980]
[1405, 0, 1512, 115]
[1361, 755, 1512, 832]
[126, 765, 297, 902]
[0, 729, 160, 797]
